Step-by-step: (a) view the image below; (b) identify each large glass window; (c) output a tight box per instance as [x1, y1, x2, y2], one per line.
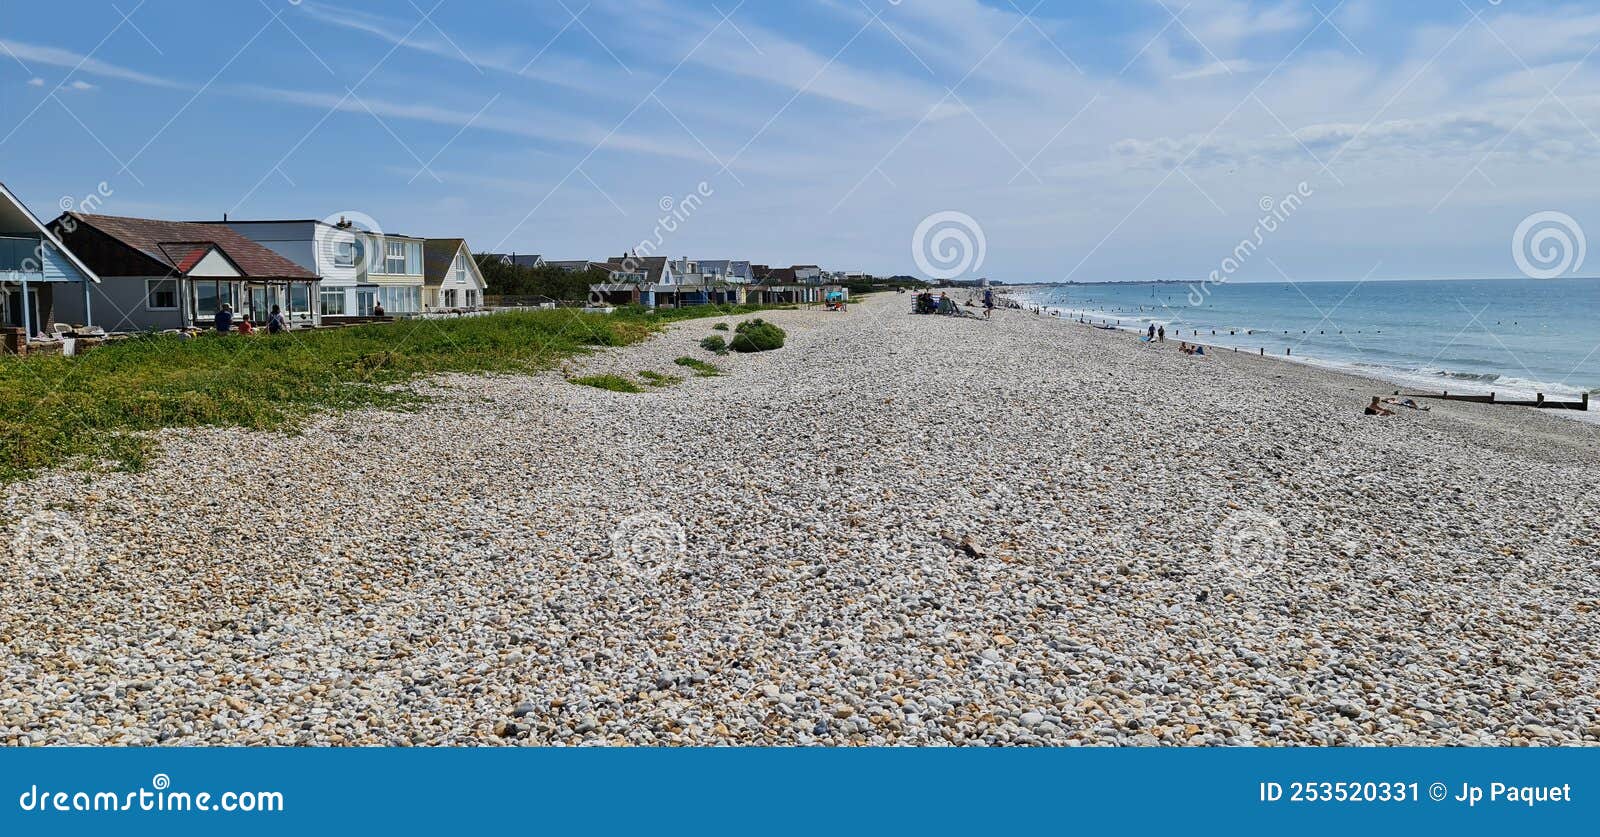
[454, 255, 467, 284]
[191, 280, 239, 318]
[466, 290, 478, 308]
[385, 241, 406, 275]
[356, 289, 377, 316]
[290, 284, 312, 321]
[146, 279, 177, 310]
[320, 288, 345, 316]
[443, 289, 458, 307]
[406, 242, 422, 276]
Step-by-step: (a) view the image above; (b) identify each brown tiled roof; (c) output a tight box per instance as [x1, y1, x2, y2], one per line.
[601, 255, 668, 283]
[67, 213, 318, 279]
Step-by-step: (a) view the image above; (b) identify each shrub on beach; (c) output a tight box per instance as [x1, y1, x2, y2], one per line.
[729, 319, 786, 353]
[700, 335, 728, 354]
[713, 323, 730, 331]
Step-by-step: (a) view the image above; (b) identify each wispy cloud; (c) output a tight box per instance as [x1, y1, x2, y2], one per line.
[0, 38, 186, 89]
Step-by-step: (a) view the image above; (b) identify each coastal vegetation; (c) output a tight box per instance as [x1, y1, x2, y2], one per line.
[729, 319, 787, 353]
[638, 371, 682, 387]
[570, 374, 645, 393]
[0, 305, 767, 482]
[700, 335, 728, 354]
[673, 357, 722, 377]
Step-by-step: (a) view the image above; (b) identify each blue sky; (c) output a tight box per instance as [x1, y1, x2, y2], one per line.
[3, 0, 1599, 282]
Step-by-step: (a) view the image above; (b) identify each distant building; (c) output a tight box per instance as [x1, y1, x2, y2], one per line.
[482, 253, 545, 269]
[212, 218, 425, 319]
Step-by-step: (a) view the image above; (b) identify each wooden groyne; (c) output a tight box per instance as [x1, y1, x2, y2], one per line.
[1391, 390, 1590, 411]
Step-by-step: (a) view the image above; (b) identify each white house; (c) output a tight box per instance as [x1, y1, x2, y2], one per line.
[0, 183, 101, 340]
[423, 238, 488, 311]
[213, 218, 425, 319]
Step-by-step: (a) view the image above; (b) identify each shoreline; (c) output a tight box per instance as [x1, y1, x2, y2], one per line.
[1002, 289, 1599, 426]
[2, 293, 1596, 746]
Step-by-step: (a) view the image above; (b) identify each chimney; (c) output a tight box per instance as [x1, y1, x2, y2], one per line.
[223, 212, 229, 222]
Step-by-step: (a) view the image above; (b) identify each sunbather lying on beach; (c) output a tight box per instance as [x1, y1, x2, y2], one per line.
[1383, 397, 1430, 411]
[1365, 397, 1395, 416]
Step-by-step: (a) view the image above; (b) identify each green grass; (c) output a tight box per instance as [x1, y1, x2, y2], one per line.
[638, 370, 682, 388]
[570, 374, 644, 393]
[0, 306, 750, 482]
[673, 357, 722, 377]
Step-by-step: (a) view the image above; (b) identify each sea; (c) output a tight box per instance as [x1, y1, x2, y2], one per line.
[1017, 277, 1600, 412]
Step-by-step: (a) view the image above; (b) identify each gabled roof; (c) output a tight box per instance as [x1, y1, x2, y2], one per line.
[64, 214, 318, 279]
[423, 238, 486, 288]
[0, 182, 101, 283]
[601, 255, 668, 283]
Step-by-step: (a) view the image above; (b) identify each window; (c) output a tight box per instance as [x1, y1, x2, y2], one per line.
[334, 239, 357, 268]
[453, 255, 467, 284]
[321, 288, 346, 316]
[192, 280, 239, 318]
[385, 241, 406, 275]
[290, 284, 312, 321]
[146, 279, 178, 310]
[466, 290, 478, 308]
[378, 286, 419, 314]
[356, 289, 377, 316]
[443, 289, 458, 307]
[407, 242, 422, 276]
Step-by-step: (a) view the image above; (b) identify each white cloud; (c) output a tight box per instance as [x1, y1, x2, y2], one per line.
[0, 38, 185, 89]
[26, 77, 44, 87]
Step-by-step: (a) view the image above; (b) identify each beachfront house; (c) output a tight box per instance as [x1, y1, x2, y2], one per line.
[546, 259, 599, 272]
[698, 259, 753, 284]
[214, 218, 425, 320]
[51, 213, 319, 332]
[423, 238, 488, 312]
[0, 183, 101, 341]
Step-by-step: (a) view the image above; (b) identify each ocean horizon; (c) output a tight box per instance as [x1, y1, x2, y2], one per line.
[1017, 277, 1600, 405]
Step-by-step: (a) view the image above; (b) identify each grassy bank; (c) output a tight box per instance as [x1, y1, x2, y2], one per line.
[0, 305, 771, 481]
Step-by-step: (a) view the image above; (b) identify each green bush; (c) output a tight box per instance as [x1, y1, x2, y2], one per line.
[700, 335, 727, 353]
[729, 319, 786, 353]
[713, 323, 729, 331]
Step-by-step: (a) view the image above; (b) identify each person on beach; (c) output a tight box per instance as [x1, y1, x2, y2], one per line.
[373, 301, 387, 318]
[1365, 397, 1395, 416]
[267, 305, 288, 335]
[1158, 326, 1166, 342]
[214, 304, 233, 335]
[1147, 324, 1156, 340]
[237, 315, 254, 336]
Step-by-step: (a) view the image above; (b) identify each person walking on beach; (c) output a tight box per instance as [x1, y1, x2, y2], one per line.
[1157, 325, 1166, 343]
[1147, 324, 1156, 341]
[267, 304, 288, 335]
[214, 303, 233, 334]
